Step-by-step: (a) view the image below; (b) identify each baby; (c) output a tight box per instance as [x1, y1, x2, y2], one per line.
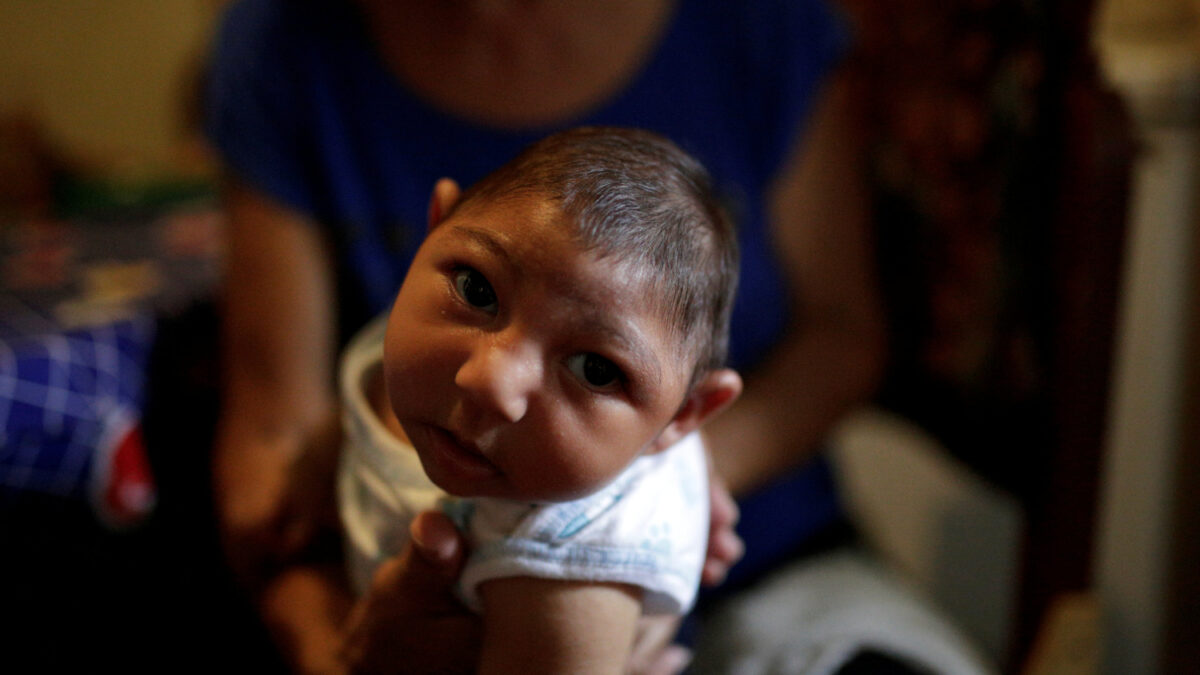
[338, 126, 742, 672]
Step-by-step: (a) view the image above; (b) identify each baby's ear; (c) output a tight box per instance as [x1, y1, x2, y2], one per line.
[427, 177, 462, 231]
[648, 368, 742, 454]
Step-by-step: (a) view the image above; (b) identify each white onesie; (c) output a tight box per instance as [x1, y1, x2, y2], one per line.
[337, 317, 710, 615]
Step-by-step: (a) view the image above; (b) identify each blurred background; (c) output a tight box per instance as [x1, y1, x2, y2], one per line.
[0, 0, 1196, 672]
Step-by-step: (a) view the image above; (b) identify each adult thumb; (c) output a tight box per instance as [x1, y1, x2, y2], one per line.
[340, 510, 479, 673]
[409, 510, 466, 575]
[366, 510, 467, 612]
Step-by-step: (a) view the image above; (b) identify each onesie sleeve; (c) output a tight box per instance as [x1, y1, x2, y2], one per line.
[449, 433, 711, 616]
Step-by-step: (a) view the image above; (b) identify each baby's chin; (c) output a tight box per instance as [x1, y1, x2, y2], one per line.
[430, 472, 598, 504]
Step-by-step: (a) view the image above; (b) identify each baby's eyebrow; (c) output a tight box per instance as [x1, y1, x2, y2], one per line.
[449, 225, 521, 273]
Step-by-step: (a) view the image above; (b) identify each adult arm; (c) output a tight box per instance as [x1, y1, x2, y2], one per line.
[213, 178, 341, 586]
[705, 66, 886, 496]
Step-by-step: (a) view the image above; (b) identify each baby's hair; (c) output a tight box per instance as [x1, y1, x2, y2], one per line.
[456, 126, 739, 383]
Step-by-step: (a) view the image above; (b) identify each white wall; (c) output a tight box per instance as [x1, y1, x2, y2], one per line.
[1093, 1, 1200, 672]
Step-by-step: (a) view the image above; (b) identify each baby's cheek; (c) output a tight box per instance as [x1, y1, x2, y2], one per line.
[383, 355, 426, 415]
[561, 443, 637, 498]
[517, 443, 606, 501]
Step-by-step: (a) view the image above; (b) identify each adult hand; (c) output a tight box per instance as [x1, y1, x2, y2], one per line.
[338, 511, 482, 674]
[215, 417, 342, 590]
[702, 465, 744, 587]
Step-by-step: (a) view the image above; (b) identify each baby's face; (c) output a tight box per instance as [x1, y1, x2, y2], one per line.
[383, 195, 692, 502]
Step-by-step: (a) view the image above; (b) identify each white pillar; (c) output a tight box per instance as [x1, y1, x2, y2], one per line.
[1093, 2, 1200, 673]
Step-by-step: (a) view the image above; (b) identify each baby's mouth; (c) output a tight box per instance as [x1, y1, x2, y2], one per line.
[424, 425, 503, 480]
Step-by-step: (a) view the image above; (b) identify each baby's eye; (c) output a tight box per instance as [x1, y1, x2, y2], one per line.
[453, 267, 498, 313]
[566, 353, 623, 391]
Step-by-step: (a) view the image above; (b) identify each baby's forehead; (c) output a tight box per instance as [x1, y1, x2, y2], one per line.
[562, 257, 700, 370]
[450, 194, 700, 355]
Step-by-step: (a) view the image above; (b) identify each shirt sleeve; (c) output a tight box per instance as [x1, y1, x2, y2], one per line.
[203, 0, 317, 215]
[745, 0, 854, 182]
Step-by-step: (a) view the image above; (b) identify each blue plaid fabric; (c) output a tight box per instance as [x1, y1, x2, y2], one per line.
[0, 303, 154, 513]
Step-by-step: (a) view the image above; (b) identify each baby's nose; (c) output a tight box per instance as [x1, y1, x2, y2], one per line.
[454, 335, 541, 423]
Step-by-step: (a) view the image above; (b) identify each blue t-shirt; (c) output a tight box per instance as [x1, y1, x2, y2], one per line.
[206, 0, 850, 585]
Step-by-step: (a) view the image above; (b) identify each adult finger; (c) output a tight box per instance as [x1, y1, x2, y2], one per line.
[701, 473, 744, 587]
